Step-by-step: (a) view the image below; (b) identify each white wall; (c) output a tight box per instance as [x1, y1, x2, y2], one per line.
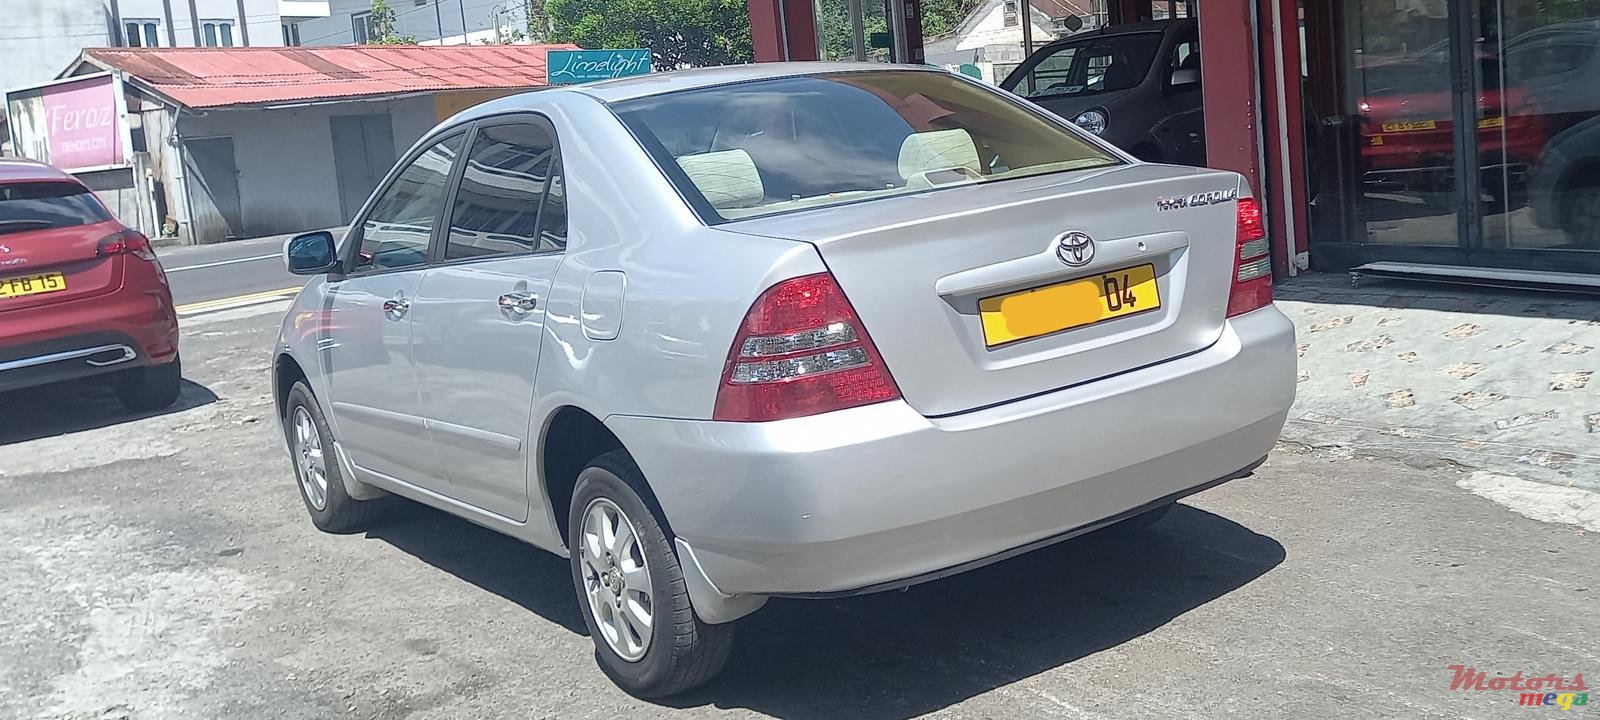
[171, 95, 438, 239]
[3, 0, 112, 92]
[118, 0, 284, 47]
[297, 0, 507, 46]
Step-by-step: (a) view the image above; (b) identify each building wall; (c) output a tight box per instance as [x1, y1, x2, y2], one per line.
[117, 0, 284, 48]
[297, 0, 507, 46]
[166, 95, 438, 241]
[2, 0, 113, 93]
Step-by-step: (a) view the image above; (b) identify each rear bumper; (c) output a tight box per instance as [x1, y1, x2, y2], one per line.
[0, 288, 178, 393]
[608, 306, 1296, 606]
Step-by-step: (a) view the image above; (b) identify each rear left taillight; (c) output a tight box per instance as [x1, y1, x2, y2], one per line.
[713, 272, 901, 422]
[1227, 197, 1273, 318]
[97, 229, 157, 262]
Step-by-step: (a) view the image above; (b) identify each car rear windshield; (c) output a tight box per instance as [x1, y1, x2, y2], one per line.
[0, 181, 112, 236]
[611, 71, 1122, 223]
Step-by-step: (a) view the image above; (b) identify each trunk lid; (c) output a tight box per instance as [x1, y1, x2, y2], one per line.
[0, 220, 127, 314]
[723, 163, 1246, 417]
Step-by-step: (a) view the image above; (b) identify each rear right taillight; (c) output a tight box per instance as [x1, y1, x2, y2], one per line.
[713, 272, 901, 422]
[1227, 197, 1273, 318]
[97, 229, 157, 262]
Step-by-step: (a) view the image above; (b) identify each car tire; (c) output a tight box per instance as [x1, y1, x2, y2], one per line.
[567, 450, 733, 698]
[115, 354, 182, 412]
[1561, 176, 1600, 249]
[283, 381, 387, 533]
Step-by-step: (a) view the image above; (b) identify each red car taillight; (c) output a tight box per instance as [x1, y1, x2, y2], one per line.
[1227, 197, 1273, 318]
[96, 229, 157, 262]
[713, 272, 901, 422]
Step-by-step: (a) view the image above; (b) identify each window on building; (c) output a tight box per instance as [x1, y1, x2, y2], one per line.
[352, 11, 373, 43]
[201, 21, 235, 47]
[1002, 0, 1019, 27]
[124, 20, 161, 47]
[282, 22, 302, 46]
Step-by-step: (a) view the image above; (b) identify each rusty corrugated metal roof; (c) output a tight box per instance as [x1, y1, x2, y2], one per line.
[80, 44, 581, 109]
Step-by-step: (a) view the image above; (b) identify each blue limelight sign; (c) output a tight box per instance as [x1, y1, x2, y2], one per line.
[547, 49, 654, 85]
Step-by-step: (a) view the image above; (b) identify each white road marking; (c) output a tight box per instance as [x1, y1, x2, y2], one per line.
[1457, 471, 1600, 532]
[163, 253, 280, 273]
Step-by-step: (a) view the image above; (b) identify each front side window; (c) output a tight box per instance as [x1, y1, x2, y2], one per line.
[351, 133, 464, 273]
[614, 71, 1121, 223]
[0, 182, 113, 235]
[1011, 32, 1164, 98]
[444, 121, 566, 260]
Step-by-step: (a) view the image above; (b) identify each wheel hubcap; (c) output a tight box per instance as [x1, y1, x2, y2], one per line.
[292, 407, 328, 511]
[579, 497, 653, 661]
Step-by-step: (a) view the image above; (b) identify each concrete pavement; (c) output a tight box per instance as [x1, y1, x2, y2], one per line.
[1278, 273, 1600, 490]
[1, 302, 1597, 720]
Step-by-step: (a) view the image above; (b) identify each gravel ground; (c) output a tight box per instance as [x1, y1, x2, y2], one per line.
[2, 305, 1596, 720]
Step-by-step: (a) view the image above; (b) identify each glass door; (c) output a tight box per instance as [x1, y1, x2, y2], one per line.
[816, 0, 894, 61]
[1475, 0, 1600, 257]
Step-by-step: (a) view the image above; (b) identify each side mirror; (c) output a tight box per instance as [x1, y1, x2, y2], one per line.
[1170, 68, 1201, 87]
[284, 231, 339, 275]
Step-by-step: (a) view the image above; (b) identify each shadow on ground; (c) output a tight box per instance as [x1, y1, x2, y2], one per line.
[368, 501, 1283, 719]
[0, 378, 218, 444]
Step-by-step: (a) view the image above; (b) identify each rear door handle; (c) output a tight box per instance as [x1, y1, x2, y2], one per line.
[497, 291, 539, 316]
[382, 297, 410, 319]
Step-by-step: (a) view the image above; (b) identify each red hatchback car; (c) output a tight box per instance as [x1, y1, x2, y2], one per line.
[0, 159, 180, 411]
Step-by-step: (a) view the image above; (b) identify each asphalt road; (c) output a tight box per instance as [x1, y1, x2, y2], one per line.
[1, 304, 1597, 720]
[158, 233, 319, 307]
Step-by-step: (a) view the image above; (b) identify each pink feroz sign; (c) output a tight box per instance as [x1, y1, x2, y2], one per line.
[41, 76, 123, 170]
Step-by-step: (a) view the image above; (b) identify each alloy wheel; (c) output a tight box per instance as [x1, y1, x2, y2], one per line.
[292, 406, 329, 511]
[579, 497, 654, 661]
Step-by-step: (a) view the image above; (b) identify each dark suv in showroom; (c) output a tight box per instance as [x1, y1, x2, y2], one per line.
[1002, 19, 1204, 166]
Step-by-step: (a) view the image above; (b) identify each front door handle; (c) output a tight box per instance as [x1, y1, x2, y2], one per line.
[381, 297, 410, 320]
[497, 291, 539, 316]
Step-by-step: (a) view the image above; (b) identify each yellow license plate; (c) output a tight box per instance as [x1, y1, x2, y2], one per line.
[1381, 120, 1438, 132]
[1477, 116, 1505, 129]
[980, 264, 1160, 347]
[0, 272, 67, 299]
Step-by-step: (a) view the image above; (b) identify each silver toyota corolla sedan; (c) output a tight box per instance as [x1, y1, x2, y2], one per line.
[273, 62, 1296, 697]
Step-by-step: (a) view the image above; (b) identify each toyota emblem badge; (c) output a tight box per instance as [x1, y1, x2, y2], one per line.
[1054, 231, 1095, 267]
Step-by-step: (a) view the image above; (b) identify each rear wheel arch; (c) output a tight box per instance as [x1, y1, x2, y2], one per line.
[540, 406, 673, 547]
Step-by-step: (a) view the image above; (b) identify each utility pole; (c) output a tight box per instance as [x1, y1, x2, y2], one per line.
[187, 0, 201, 45]
[161, 0, 177, 46]
[109, 0, 125, 46]
[234, 0, 251, 45]
[433, 0, 444, 42]
[458, 0, 468, 44]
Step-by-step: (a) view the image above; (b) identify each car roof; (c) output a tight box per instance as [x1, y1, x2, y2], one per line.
[570, 62, 944, 104]
[1036, 18, 1192, 48]
[0, 158, 80, 185]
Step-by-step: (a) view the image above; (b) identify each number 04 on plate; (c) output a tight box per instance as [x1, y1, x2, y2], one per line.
[979, 264, 1161, 348]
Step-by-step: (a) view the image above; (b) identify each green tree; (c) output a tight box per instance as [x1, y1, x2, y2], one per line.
[367, 0, 418, 45]
[546, 0, 752, 68]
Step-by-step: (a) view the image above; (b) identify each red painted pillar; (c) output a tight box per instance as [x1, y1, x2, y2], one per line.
[1115, 0, 1148, 24]
[748, 0, 819, 62]
[1256, 0, 1310, 274]
[1198, 0, 1263, 209]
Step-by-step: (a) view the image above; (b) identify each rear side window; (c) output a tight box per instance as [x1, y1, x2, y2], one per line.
[613, 70, 1121, 223]
[0, 182, 112, 236]
[444, 120, 566, 260]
